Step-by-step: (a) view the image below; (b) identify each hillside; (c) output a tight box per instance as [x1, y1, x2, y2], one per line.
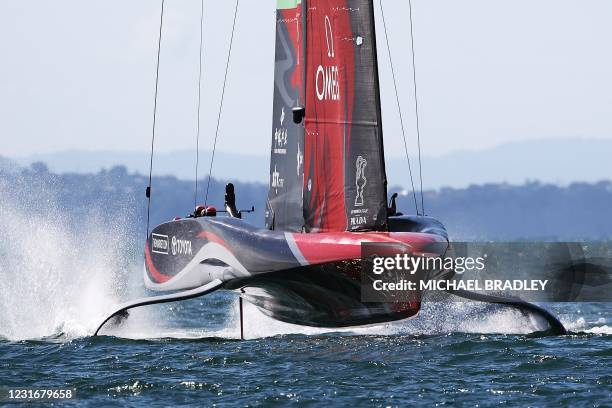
[1, 164, 610, 241]
[12, 138, 612, 189]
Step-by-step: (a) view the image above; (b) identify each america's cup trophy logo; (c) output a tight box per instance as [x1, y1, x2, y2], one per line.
[355, 156, 367, 207]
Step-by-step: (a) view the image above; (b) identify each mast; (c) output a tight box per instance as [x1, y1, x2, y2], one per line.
[369, 0, 389, 217]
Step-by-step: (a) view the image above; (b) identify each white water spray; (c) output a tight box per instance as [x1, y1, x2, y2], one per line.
[0, 182, 143, 341]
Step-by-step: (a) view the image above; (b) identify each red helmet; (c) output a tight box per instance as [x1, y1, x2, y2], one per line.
[205, 206, 217, 216]
[195, 205, 205, 216]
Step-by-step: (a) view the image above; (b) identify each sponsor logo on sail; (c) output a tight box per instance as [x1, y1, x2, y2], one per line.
[274, 128, 288, 154]
[350, 215, 368, 226]
[316, 15, 340, 102]
[272, 165, 285, 193]
[274, 107, 288, 154]
[151, 233, 169, 255]
[351, 208, 369, 227]
[350, 208, 368, 227]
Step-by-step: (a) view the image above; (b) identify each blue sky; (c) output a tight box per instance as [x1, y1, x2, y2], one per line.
[1, 0, 611, 159]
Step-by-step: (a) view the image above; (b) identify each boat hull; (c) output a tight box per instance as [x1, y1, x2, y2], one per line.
[145, 216, 448, 327]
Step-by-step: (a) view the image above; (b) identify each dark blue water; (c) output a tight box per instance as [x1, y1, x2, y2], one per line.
[1, 293, 610, 406]
[0, 201, 609, 406]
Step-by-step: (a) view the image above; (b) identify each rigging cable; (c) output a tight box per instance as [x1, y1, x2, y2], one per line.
[204, 0, 240, 206]
[146, 0, 166, 237]
[407, 0, 426, 215]
[378, 0, 420, 215]
[194, 0, 206, 208]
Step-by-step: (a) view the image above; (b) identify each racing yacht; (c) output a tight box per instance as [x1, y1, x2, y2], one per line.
[95, 0, 565, 337]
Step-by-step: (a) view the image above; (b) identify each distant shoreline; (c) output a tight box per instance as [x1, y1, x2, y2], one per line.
[6, 138, 611, 189]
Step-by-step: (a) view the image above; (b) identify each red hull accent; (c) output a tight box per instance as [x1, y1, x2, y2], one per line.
[290, 231, 443, 266]
[145, 242, 171, 283]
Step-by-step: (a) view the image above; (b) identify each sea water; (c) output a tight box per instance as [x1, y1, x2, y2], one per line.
[0, 188, 609, 406]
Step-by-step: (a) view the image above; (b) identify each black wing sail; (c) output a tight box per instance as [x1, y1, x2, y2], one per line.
[266, 0, 306, 232]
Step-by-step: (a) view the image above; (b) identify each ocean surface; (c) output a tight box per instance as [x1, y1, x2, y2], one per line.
[0, 198, 610, 406]
[1, 290, 610, 406]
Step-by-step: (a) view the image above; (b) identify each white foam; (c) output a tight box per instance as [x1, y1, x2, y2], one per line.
[0, 185, 143, 341]
[584, 325, 612, 335]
